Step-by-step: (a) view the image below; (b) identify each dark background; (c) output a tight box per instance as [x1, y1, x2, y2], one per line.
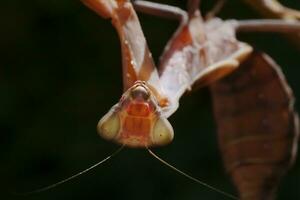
[1, 0, 299, 200]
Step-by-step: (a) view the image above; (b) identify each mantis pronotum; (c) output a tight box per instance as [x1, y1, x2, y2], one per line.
[10, 0, 300, 199]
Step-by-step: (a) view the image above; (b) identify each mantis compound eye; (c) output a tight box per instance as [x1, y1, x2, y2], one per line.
[151, 117, 174, 146]
[97, 110, 120, 140]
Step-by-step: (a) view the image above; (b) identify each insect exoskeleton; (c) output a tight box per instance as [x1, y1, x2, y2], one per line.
[97, 81, 174, 147]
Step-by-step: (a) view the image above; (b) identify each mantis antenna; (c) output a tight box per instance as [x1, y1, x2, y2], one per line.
[147, 148, 238, 200]
[15, 145, 124, 195]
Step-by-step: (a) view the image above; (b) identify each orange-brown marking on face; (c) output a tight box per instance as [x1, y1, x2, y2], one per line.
[123, 116, 151, 137]
[119, 100, 154, 146]
[127, 102, 150, 117]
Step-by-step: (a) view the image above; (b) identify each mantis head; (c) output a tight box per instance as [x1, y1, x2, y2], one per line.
[97, 81, 174, 147]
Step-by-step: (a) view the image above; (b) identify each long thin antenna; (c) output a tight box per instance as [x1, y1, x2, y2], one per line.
[147, 148, 238, 200]
[16, 145, 124, 195]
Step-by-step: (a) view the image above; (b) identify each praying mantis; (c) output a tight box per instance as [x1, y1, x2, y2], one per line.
[8, 0, 300, 200]
[79, 0, 299, 199]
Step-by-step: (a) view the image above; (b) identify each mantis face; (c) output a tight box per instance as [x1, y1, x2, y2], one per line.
[97, 81, 174, 147]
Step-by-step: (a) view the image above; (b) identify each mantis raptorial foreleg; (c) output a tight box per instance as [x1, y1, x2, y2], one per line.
[133, 0, 187, 23]
[243, 0, 300, 48]
[243, 0, 300, 20]
[133, 1, 300, 35]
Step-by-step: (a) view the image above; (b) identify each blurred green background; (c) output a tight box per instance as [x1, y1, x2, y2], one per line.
[0, 0, 299, 200]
